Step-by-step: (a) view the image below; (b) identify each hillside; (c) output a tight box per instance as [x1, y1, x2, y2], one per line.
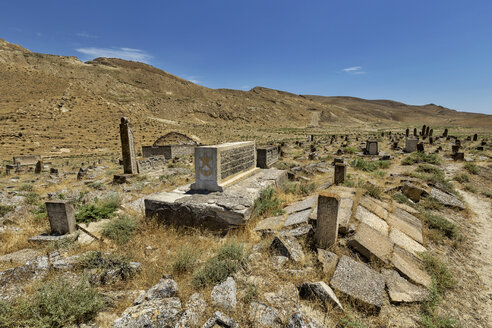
[0, 38, 490, 158]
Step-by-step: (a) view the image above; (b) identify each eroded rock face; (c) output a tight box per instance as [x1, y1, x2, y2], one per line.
[270, 235, 305, 262]
[249, 301, 282, 327]
[134, 277, 178, 304]
[330, 256, 386, 310]
[175, 293, 207, 328]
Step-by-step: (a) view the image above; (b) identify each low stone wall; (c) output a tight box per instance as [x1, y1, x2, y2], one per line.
[257, 146, 279, 168]
[191, 141, 257, 192]
[142, 145, 195, 159]
[137, 155, 166, 173]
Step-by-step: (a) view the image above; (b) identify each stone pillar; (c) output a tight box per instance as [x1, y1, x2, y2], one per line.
[473, 134, 478, 141]
[35, 160, 42, 174]
[315, 193, 340, 249]
[405, 128, 409, 137]
[413, 128, 417, 137]
[334, 163, 346, 185]
[120, 117, 138, 174]
[46, 200, 76, 235]
[429, 129, 433, 137]
[422, 125, 426, 136]
[443, 128, 448, 137]
[426, 126, 430, 136]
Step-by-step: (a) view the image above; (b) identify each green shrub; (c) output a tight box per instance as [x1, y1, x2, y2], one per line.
[23, 192, 40, 205]
[87, 181, 105, 190]
[31, 203, 48, 220]
[18, 184, 33, 192]
[253, 187, 284, 217]
[482, 190, 492, 199]
[101, 215, 137, 244]
[192, 242, 245, 289]
[463, 185, 477, 193]
[242, 284, 258, 304]
[463, 163, 478, 175]
[0, 278, 105, 328]
[79, 251, 136, 281]
[0, 205, 15, 217]
[453, 173, 469, 183]
[423, 212, 458, 239]
[76, 195, 119, 224]
[402, 152, 441, 165]
[342, 146, 358, 154]
[392, 192, 413, 206]
[351, 158, 390, 172]
[421, 253, 457, 292]
[171, 246, 198, 275]
[282, 182, 316, 196]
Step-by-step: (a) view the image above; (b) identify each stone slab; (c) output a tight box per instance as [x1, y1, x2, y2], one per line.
[359, 196, 388, 220]
[270, 236, 305, 263]
[348, 223, 393, 263]
[0, 248, 41, 265]
[317, 249, 338, 275]
[255, 215, 285, 233]
[382, 269, 428, 303]
[283, 196, 317, 214]
[354, 205, 389, 236]
[389, 228, 426, 259]
[330, 255, 386, 310]
[386, 208, 423, 244]
[338, 198, 354, 233]
[428, 188, 465, 209]
[28, 233, 78, 244]
[284, 209, 312, 228]
[145, 169, 287, 230]
[391, 247, 431, 288]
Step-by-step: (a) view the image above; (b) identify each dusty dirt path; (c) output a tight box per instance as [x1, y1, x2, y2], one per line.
[458, 190, 492, 315]
[309, 111, 321, 127]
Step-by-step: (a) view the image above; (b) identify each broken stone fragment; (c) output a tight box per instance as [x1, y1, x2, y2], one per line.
[391, 247, 431, 288]
[401, 182, 427, 202]
[348, 223, 393, 263]
[270, 235, 305, 263]
[249, 301, 282, 327]
[211, 277, 237, 310]
[317, 248, 338, 275]
[134, 277, 178, 304]
[298, 281, 344, 311]
[330, 255, 386, 310]
[201, 311, 239, 328]
[286, 312, 324, 328]
[382, 269, 428, 303]
[113, 297, 181, 328]
[428, 188, 465, 209]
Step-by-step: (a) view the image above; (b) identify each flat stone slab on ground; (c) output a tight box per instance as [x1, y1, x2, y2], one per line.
[0, 248, 41, 265]
[428, 188, 465, 209]
[28, 232, 78, 244]
[391, 247, 431, 288]
[382, 269, 428, 303]
[348, 223, 393, 263]
[330, 255, 386, 310]
[389, 228, 426, 259]
[338, 198, 354, 233]
[145, 169, 287, 230]
[280, 224, 313, 238]
[255, 215, 284, 233]
[284, 209, 312, 228]
[359, 196, 389, 220]
[386, 208, 423, 244]
[354, 205, 389, 236]
[283, 196, 317, 214]
[298, 281, 343, 310]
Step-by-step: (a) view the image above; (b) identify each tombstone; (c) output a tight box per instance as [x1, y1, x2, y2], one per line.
[119, 117, 138, 174]
[392, 141, 399, 150]
[429, 129, 433, 137]
[50, 168, 59, 176]
[455, 139, 461, 147]
[451, 153, 464, 161]
[413, 128, 417, 137]
[443, 128, 448, 137]
[476, 146, 484, 151]
[98, 159, 103, 164]
[315, 193, 340, 249]
[481, 140, 486, 146]
[334, 163, 346, 185]
[417, 143, 425, 152]
[34, 161, 43, 174]
[451, 145, 460, 153]
[429, 137, 434, 144]
[405, 128, 409, 137]
[310, 144, 316, 152]
[365, 141, 378, 155]
[333, 157, 344, 165]
[46, 200, 76, 235]
[404, 138, 418, 153]
[425, 126, 430, 136]
[256, 146, 279, 169]
[473, 134, 478, 141]
[421, 125, 426, 136]
[466, 136, 471, 141]
[77, 167, 87, 180]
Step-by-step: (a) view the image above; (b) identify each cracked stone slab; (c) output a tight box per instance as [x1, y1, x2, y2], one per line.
[270, 236, 305, 263]
[382, 269, 428, 303]
[284, 209, 312, 228]
[428, 188, 465, 209]
[359, 196, 389, 220]
[255, 215, 285, 233]
[330, 255, 386, 310]
[283, 196, 317, 214]
[354, 205, 389, 236]
[348, 223, 393, 263]
[389, 228, 426, 259]
[391, 247, 431, 288]
[338, 198, 354, 233]
[386, 208, 423, 244]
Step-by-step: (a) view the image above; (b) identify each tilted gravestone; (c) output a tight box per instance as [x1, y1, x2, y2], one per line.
[46, 200, 76, 235]
[119, 117, 138, 174]
[191, 141, 257, 192]
[473, 134, 478, 141]
[315, 193, 340, 249]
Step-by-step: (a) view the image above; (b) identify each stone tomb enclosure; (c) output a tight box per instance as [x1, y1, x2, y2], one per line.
[256, 145, 280, 169]
[191, 141, 258, 192]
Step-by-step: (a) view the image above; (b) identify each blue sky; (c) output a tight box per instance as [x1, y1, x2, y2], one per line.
[1, 0, 491, 114]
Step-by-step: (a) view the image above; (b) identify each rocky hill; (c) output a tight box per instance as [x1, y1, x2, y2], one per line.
[0, 38, 490, 158]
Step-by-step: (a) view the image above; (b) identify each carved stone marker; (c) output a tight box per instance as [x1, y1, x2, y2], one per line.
[257, 146, 279, 169]
[191, 141, 258, 192]
[404, 138, 418, 153]
[443, 128, 448, 137]
[365, 141, 378, 155]
[405, 128, 409, 137]
[417, 143, 425, 152]
[119, 117, 138, 174]
[334, 163, 346, 185]
[34, 161, 43, 174]
[46, 200, 76, 235]
[315, 193, 340, 249]
[473, 134, 478, 141]
[413, 128, 417, 137]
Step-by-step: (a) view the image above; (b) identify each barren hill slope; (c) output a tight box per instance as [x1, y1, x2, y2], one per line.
[0, 38, 490, 158]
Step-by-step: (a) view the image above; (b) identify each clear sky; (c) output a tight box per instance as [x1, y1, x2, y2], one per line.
[1, 0, 491, 114]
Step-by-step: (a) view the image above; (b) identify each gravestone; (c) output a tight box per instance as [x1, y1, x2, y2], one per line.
[46, 200, 76, 235]
[334, 163, 346, 185]
[421, 125, 426, 136]
[257, 146, 279, 168]
[473, 134, 478, 141]
[417, 143, 424, 152]
[425, 126, 430, 136]
[119, 117, 138, 174]
[191, 141, 257, 192]
[429, 137, 433, 144]
[413, 128, 417, 137]
[451, 145, 460, 153]
[405, 128, 409, 137]
[443, 128, 448, 137]
[429, 129, 433, 137]
[365, 141, 378, 155]
[404, 138, 418, 153]
[315, 193, 340, 249]
[451, 152, 464, 161]
[50, 168, 59, 176]
[34, 161, 42, 174]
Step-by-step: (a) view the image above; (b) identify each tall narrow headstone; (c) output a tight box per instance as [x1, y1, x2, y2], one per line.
[46, 200, 76, 235]
[405, 128, 409, 137]
[334, 163, 346, 185]
[413, 128, 417, 137]
[473, 134, 478, 141]
[429, 129, 433, 137]
[425, 126, 430, 136]
[422, 125, 426, 136]
[315, 193, 340, 249]
[443, 128, 448, 137]
[34, 160, 42, 174]
[120, 117, 138, 174]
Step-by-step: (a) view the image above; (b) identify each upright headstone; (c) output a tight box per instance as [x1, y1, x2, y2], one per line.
[34, 160, 42, 174]
[413, 128, 417, 137]
[425, 126, 430, 137]
[404, 138, 418, 153]
[365, 141, 378, 155]
[315, 193, 340, 249]
[405, 128, 409, 137]
[473, 134, 478, 141]
[417, 143, 425, 152]
[422, 125, 426, 136]
[119, 117, 138, 174]
[451, 145, 460, 153]
[46, 200, 76, 235]
[334, 163, 346, 185]
[443, 128, 448, 137]
[429, 129, 433, 137]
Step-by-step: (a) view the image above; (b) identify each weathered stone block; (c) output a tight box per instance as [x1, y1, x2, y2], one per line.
[270, 236, 305, 262]
[257, 146, 279, 169]
[386, 208, 423, 244]
[315, 193, 340, 249]
[348, 223, 393, 263]
[334, 163, 346, 185]
[404, 138, 418, 153]
[317, 248, 338, 274]
[354, 205, 389, 236]
[46, 200, 76, 235]
[382, 269, 428, 303]
[389, 228, 426, 259]
[391, 247, 431, 288]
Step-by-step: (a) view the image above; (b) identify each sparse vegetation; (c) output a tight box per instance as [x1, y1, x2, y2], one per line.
[253, 187, 284, 217]
[101, 215, 137, 244]
[406, 164, 456, 194]
[79, 251, 137, 281]
[282, 181, 316, 196]
[342, 146, 359, 154]
[463, 163, 478, 175]
[18, 183, 33, 192]
[23, 192, 39, 205]
[392, 192, 414, 207]
[171, 246, 199, 275]
[192, 242, 245, 288]
[402, 152, 441, 165]
[0, 204, 15, 217]
[87, 181, 105, 190]
[359, 181, 382, 199]
[75, 194, 119, 224]
[242, 284, 258, 304]
[0, 278, 105, 328]
[453, 173, 469, 183]
[422, 212, 459, 240]
[351, 158, 390, 172]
